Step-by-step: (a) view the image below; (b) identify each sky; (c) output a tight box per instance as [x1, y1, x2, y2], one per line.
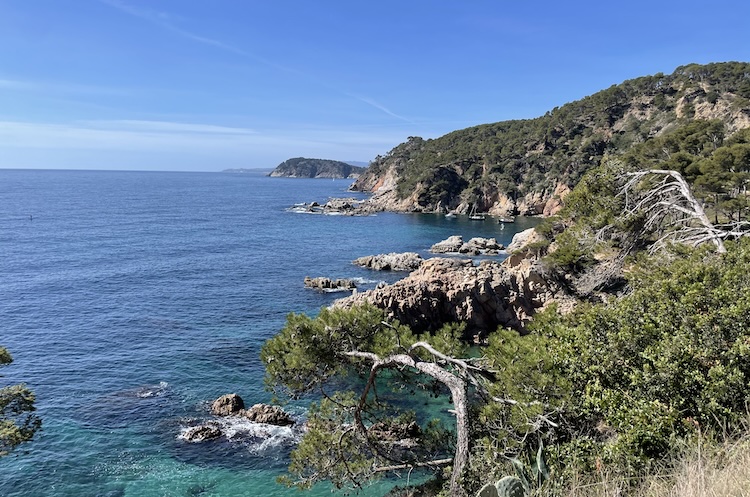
[0, 1, 748, 172]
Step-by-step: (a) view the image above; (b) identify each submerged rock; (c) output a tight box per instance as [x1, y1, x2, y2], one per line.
[211, 393, 245, 416]
[368, 420, 422, 441]
[353, 252, 424, 271]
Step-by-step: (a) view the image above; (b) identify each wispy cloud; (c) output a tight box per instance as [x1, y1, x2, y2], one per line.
[99, 0, 286, 69]
[99, 0, 412, 123]
[82, 120, 257, 135]
[0, 119, 255, 150]
[0, 119, 401, 154]
[0, 79, 37, 90]
[349, 94, 414, 123]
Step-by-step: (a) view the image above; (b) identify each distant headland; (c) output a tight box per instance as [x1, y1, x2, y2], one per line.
[267, 157, 367, 179]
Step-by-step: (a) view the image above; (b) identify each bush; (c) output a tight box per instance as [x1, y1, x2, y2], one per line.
[486, 239, 750, 475]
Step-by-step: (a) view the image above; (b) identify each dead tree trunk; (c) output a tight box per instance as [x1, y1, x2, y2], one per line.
[622, 169, 727, 253]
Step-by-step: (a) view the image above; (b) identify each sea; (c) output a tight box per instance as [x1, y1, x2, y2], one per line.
[0, 169, 536, 497]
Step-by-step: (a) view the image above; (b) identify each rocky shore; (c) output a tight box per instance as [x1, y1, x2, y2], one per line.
[335, 229, 575, 340]
[287, 197, 379, 216]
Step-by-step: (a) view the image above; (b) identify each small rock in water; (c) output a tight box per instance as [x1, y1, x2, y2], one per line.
[209, 394, 295, 426]
[210, 393, 245, 416]
[243, 403, 295, 426]
[183, 424, 222, 442]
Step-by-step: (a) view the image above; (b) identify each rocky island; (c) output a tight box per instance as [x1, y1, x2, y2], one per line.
[268, 157, 367, 179]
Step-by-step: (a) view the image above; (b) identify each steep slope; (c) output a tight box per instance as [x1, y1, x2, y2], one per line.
[352, 62, 750, 216]
[269, 157, 367, 179]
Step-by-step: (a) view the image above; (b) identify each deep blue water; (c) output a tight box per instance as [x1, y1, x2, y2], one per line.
[0, 169, 535, 497]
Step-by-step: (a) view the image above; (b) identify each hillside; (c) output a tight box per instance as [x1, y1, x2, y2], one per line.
[352, 62, 750, 216]
[268, 157, 367, 179]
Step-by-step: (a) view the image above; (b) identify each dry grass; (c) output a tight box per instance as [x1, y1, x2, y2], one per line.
[544, 435, 750, 497]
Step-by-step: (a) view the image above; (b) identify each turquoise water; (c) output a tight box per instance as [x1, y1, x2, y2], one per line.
[0, 169, 535, 496]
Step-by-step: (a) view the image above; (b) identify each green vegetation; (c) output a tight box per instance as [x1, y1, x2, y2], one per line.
[268, 157, 367, 178]
[485, 241, 750, 475]
[263, 62, 750, 496]
[264, 224, 750, 496]
[0, 347, 40, 456]
[261, 306, 480, 496]
[357, 62, 750, 213]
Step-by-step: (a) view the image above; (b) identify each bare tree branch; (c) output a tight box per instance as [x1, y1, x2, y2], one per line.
[620, 169, 731, 253]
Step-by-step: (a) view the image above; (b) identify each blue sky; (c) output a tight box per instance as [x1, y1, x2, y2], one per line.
[1, 0, 748, 171]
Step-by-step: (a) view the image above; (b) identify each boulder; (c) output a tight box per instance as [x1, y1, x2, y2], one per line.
[459, 237, 504, 255]
[211, 393, 245, 416]
[243, 403, 295, 426]
[183, 424, 222, 442]
[353, 252, 424, 271]
[304, 276, 357, 291]
[430, 235, 464, 254]
[506, 228, 545, 253]
[431, 236, 504, 255]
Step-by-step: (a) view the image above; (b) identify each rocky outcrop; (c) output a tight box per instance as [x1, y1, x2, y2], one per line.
[543, 183, 571, 216]
[211, 393, 245, 416]
[243, 403, 295, 426]
[335, 252, 572, 338]
[210, 394, 295, 426]
[287, 197, 381, 216]
[429, 235, 463, 253]
[430, 236, 504, 255]
[304, 276, 357, 292]
[353, 252, 424, 271]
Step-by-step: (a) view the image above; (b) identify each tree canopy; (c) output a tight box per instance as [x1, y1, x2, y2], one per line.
[261, 305, 497, 496]
[355, 62, 750, 213]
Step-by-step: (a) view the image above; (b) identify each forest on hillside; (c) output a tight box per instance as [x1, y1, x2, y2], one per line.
[354, 62, 750, 215]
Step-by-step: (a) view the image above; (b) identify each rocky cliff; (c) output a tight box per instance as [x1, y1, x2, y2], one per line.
[269, 157, 367, 179]
[351, 62, 750, 216]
